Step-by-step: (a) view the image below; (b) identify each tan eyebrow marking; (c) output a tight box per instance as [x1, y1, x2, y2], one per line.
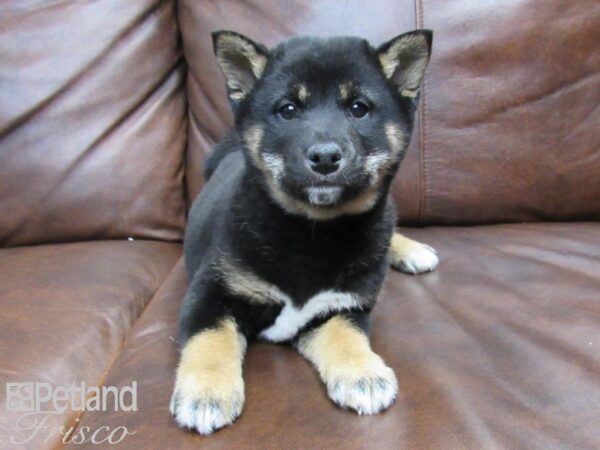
[297, 83, 309, 103]
[339, 81, 356, 101]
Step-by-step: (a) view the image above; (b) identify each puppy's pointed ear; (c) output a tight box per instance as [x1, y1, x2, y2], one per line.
[212, 31, 269, 103]
[377, 30, 432, 99]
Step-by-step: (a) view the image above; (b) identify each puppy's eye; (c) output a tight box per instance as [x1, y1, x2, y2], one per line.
[278, 103, 298, 120]
[349, 101, 369, 118]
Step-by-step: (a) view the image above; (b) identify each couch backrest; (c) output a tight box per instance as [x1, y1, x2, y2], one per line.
[0, 0, 187, 247]
[2, 1, 597, 239]
[180, 0, 600, 225]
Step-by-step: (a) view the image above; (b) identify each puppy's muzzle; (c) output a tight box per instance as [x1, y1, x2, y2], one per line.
[306, 142, 344, 175]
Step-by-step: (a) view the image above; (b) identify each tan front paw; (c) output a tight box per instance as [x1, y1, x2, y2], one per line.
[169, 377, 244, 435]
[298, 316, 399, 415]
[170, 318, 246, 435]
[390, 233, 439, 274]
[325, 360, 398, 415]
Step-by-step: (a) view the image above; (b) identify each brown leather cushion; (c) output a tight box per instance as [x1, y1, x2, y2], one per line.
[0, 240, 181, 448]
[180, 0, 600, 225]
[68, 223, 600, 449]
[0, 1, 187, 247]
[419, 0, 600, 225]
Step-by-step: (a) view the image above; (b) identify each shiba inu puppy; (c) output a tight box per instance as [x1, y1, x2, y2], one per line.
[171, 29, 437, 435]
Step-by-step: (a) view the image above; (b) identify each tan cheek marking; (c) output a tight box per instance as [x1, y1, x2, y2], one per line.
[242, 126, 291, 204]
[218, 260, 289, 305]
[384, 122, 405, 157]
[262, 154, 285, 181]
[243, 125, 264, 166]
[365, 153, 390, 179]
[297, 316, 384, 382]
[175, 318, 246, 402]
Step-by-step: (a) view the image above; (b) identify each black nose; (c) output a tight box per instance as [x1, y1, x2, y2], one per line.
[306, 143, 343, 175]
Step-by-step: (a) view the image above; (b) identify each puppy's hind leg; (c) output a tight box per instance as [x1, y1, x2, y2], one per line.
[389, 232, 439, 274]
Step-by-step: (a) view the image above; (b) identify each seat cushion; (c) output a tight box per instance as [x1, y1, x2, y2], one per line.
[0, 240, 181, 448]
[67, 223, 600, 449]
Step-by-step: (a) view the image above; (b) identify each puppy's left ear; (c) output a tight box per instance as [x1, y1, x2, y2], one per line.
[212, 31, 269, 104]
[377, 30, 433, 99]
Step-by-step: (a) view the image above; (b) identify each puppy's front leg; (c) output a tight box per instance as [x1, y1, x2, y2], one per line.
[296, 315, 398, 415]
[389, 231, 439, 274]
[170, 317, 246, 435]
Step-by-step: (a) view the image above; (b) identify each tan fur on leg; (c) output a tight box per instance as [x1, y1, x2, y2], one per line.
[297, 316, 397, 415]
[389, 232, 439, 274]
[170, 318, 246, 435]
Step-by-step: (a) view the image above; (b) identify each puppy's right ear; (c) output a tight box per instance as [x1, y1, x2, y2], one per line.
[377, 30, 432, 99]
[212, 31, 269, 104]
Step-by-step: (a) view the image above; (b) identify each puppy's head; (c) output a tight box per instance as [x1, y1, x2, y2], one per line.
[212, 30, 432, 220]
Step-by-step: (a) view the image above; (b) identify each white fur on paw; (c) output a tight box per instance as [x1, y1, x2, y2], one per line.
[170, 384, 244, 435]
[327, 365, 398, 415]
[392, 242, 439, 274]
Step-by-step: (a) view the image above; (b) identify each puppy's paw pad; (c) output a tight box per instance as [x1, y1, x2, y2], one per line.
[327, 367, 398, 415]
[170, 387, 243, 435]
[391, 242, 439, 274]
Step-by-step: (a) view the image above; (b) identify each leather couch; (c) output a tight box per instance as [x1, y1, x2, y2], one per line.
[1, 1, 599, 449]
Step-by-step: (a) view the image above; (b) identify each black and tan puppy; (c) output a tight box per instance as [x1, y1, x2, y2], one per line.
[170, 30, 438, 435]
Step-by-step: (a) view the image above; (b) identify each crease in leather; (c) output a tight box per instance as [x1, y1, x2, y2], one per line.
[454, 71, 600, 128]
[187, 68, 231, 142]
[2, 67, 184, 245]
[397, 280, 502, 448]
[480, 238, 600, 284]
[422, 282, 595, 450]
[1, 61, 186, 249]
[60, 255, 184, 444]
[185, 111, 216, 206]
[0, 0, 169, 140]
[59, 58, 185, 190]
[568, 102, 600, 136]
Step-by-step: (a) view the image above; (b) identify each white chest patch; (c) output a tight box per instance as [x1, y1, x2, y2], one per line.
[259, 290, 362, 342]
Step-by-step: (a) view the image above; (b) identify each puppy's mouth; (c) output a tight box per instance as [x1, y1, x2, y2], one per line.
[305, 186, 343, 207]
